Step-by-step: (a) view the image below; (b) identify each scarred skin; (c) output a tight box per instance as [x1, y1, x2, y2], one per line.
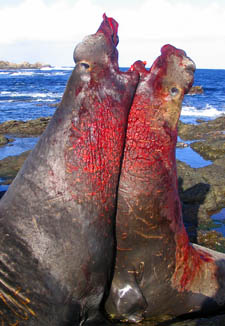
[0, 15, 138, 325]
[106, 45, 225, 322]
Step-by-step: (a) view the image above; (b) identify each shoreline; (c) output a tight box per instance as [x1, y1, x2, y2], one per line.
[0, 60, 52, 69]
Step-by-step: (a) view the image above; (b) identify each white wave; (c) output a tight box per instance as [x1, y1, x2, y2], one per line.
[40, 67, 53, 71]
[41, 66, 73, 71]
[32, 92, 62, 98]
[0, 72, 9, 75]
[1, 91, 62, 98]
[181, 104, 224, 118]
[45, 72, 67, 76]
[53, 72, 68, 75]
[35, 98, 56, 102]
[11, 71, 36, 76]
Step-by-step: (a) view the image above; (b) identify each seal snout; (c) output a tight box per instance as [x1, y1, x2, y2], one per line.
[183, 57, 196, 75]
[182, 56, 196, 92]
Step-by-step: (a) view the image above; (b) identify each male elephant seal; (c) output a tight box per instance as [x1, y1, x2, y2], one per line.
[106, 45, 225, 322]
[0, 15, 138, 325]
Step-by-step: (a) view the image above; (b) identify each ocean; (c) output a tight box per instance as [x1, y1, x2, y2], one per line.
[0, 67, 225, 167]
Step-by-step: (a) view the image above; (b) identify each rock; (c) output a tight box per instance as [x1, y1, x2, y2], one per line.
[114, 313, 225, 325]
[178, 116, 225, 140]
[0, 135, 14, 146]
[190, 136, 225, 161]
[0, 60, 51, 69]
[36, 102, 60, 108]
[197, 229, 225, 253]
[188, 85, 204, 95]
[176, 141, 189, 148]
[196, 119, 206, 123]
[0, 117, 51, 136]
[178, 116, 225, 162]
[214, 157, 225, 167]
[48, 103, 60, 108]
[0, 151, 30, 184]
[177, 160, 225, 225]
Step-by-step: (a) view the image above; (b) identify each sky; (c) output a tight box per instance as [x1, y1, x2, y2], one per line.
[0, 0, 225, 69]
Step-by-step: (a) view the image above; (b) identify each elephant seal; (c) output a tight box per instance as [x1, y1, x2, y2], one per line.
[0, 15, 138, 325]
[106, 45, 225, 322]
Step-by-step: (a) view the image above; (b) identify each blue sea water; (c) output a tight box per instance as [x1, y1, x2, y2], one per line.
[0, 67, 225, 164]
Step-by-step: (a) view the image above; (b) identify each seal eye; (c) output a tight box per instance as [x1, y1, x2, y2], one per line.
[81, 62, 90, 69]
[170, 87, 179, 96]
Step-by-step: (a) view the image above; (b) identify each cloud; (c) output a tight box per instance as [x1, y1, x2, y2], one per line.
[0, 0, 103, 43]
[0, 0, 225, 68]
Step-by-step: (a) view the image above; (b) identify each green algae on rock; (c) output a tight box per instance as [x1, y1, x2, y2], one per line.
[0, 135, 14, 146]
[190, 137, 225, 161]
[0, 117, 51, 136]
[178, 116, 225, 140]
[0, 151, 30, 184]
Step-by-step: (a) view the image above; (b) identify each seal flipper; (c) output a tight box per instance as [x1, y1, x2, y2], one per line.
[81, 312, 112, 326]
[106, 269, 147, 323]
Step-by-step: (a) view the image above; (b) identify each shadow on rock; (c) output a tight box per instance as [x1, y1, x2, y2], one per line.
[178, 177, 210, 243]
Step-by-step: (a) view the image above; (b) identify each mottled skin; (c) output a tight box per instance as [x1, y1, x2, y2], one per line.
[0, 15, 138, 325]
[106, 45, 225, 322]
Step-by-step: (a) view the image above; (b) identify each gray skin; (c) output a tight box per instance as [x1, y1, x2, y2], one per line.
[0, 16, 138, 326]
[106, 45, 225, 323]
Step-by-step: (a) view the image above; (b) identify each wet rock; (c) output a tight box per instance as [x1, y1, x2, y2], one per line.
[0, 151, 30, 184]
[176, 141, 188, 148]
[48, 102, 60, 108]
[114, 313, 225, 325]
[188, 85, 204, 95]
[0, 135, 14, 146]
[197, 229, 225, 253]
[190, 136, 225, 161]
[214, 157, 225, 167]
[0, 117, 51, 136]
[36, 102, 60, 108]
[196, 119, 206, 123]
[178, 116, 225, 140]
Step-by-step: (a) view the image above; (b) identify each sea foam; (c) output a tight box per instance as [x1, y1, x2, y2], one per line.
[11, 71, 36, 77]
[181, 104, 224, 118]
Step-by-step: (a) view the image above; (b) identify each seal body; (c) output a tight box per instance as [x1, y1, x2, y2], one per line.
[0, 15, 138, 325]
[106, 45, 225, 322]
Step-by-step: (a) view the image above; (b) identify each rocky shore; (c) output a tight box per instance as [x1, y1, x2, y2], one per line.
[0, 117, 51, 136]
[0, 60, 51, 69]
[178, 116, 225, 249]
[113, 313, 225, 326]
[1, 115, 225, 325]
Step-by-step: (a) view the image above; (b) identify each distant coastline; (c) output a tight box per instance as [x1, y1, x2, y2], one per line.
[0, 60, 52, 69]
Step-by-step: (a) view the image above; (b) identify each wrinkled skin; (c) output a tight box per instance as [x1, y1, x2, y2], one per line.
[106, 45, 225, 323]
[0, 15, 138, 325]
